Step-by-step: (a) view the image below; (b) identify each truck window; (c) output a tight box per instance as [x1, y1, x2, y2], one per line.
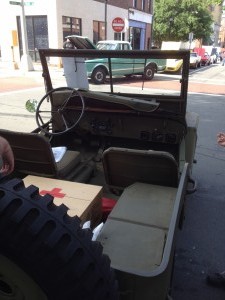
[123, 44, 130, 50]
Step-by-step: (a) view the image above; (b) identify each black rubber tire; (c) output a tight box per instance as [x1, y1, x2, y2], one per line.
[143, 65, 155, 80]
[0, 178, 119, 300]
[91, 67, 107, 84]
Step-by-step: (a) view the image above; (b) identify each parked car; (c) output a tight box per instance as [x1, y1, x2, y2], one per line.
[209, 52, 218, 64]
[86, 40, 166, 84]
[193, 48, 211, 66]
[164, 59, 183, 74]
[201, 52, 211, 66]
[202, 46, 220, 64]
[189, 52, 201, 68]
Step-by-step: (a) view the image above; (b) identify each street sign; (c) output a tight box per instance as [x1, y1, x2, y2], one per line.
[112, 17, 125, 33]
[9, 1, 34, 5]
[24, 2, 34, 5]
[9, 1, 21, 5]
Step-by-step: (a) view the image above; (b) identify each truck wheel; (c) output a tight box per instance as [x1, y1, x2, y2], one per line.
[91, 67, 107, 84]
[0, 178, 119, 300]
[143, 65, 154, 80]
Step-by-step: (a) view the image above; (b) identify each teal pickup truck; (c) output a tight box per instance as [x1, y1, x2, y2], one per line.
[85, 40, 167, 84]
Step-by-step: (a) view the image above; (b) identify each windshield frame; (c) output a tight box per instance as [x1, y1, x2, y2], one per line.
[39, 48, 190, 117]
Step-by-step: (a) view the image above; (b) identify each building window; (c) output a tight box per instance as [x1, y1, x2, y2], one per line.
[114, 32, 125, 41]
[147, 0, 151, 13]
[17, 15, 48, 62]
[93, 20, 105, 44]
[142, 0, 146, 10]
[129, 26, 141, 50]
[133, 0, 137, 8]
[62, 16, 82, 40]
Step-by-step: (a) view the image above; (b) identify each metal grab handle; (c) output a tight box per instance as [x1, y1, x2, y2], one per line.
[186, 176, 197, 194]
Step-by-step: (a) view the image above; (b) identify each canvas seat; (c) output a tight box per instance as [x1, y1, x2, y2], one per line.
[102, 147, 179, 191]
[0, 129, 81, 180]
[99, 148, 188, 300]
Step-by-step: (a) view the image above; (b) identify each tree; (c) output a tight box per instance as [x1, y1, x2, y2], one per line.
[153, 0, 218, 47]
[206, 0, 223, 5]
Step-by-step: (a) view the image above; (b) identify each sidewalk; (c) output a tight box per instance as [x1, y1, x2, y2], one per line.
[0, 59, 63, 78]
[0, 59, 64, 93]
[0, 59, 43, 77]
[0, 59, 67, 132]
[0, 60, 46, 131]
[0, 60, 43, 92]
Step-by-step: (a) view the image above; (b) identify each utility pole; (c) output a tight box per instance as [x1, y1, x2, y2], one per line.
[189, 32, 193, 49]
[105, 0, 108, 40]
[169, 18, 173, 40]
[20, 0, 34, 71]
[150, 0, 154, 48]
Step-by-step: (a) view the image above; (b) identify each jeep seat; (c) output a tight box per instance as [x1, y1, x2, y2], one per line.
[0, 129, 81, 180]
[102, 147, 179, 191]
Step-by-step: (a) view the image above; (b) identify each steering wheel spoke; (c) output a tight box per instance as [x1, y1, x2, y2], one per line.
[60, 112, 70, 130]
[36, 87, 85, 136]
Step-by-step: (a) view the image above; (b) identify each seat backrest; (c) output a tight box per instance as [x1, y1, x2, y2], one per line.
[0, 129, 57, 177]
[102, 147, 179, 190]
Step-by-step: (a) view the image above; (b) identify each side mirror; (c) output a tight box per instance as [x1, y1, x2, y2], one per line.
[25, 99, 38, 113]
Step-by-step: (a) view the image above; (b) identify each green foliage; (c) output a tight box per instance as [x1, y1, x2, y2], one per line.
[153, 0, 216, 46]
[207, 0, 223, 4]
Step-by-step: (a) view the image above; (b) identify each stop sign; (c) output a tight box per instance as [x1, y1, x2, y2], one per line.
[112, 17, 125, 33]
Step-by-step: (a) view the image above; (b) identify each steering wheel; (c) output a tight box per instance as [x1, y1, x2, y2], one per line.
[36, 87, 85, 136]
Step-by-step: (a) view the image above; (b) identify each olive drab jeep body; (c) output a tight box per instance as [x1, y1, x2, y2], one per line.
[0, 48, 198, 300]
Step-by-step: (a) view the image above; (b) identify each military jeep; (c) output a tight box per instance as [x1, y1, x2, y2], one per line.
[0, 48, 198, 300]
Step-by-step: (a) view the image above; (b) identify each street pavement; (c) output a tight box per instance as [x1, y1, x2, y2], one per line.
[172, 91, 225, 300]
[1, 61, 225, 299]
[0, 61, 50, 131]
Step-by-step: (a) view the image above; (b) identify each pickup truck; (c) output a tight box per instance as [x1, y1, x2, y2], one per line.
[189, 52, 201, 68]
[85, 40, 166, 84]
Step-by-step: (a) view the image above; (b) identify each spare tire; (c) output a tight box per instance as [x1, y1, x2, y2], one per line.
[0, 178, 119, 300]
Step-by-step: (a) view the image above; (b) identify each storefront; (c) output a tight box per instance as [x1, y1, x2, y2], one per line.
[128, 8, 152, 50]
[129, 20, 146, 50]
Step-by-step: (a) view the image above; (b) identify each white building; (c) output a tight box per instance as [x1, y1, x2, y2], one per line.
[0, 0, 153, 68]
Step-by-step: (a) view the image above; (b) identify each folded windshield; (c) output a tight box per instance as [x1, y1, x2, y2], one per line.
[39, 48, 189, 116]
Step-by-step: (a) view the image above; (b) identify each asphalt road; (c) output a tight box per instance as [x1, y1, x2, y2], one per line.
[172, 91, 225, 300]
[0, 62, 225, 299]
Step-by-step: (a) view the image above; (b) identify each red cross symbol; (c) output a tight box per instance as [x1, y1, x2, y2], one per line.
[40, 187, 66, 198]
